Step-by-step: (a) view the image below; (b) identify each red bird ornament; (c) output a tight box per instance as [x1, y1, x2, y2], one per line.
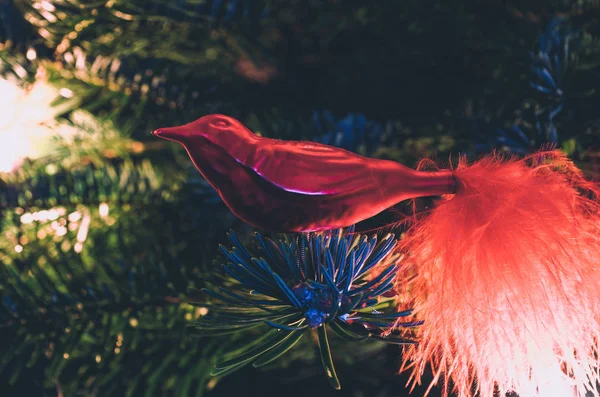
[153, 114, 456, 232]
[154, 114, 600, 397]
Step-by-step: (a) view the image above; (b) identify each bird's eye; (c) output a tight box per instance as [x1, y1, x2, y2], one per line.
[211, 118, 230, 128]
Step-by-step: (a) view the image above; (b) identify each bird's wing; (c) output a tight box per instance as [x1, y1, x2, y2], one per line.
[238, 139, 381, 196]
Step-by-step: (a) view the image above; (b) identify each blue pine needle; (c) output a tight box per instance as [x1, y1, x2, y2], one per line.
[530, 17, 577, 100]
[194, 227, 416, 387]
[475, 16, 581, 156]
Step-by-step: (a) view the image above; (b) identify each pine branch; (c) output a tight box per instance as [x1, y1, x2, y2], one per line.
[0, 180, 230, 395]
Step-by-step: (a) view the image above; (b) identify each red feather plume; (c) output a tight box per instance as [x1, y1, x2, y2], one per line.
[396, 151, 600, 397]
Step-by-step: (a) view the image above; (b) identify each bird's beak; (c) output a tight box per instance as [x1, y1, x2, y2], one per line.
[152, 125, 189, 143]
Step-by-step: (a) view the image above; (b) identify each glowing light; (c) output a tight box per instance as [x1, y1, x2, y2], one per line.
[36, 210, 49, 221]
[131, 142, 144, 153]
[61, 240, 71, 251]
[207, 379, 218, 390]
[0, 79, 31, 172]
[73, 242, 83, 253]
[76, 213, 90, 242]
[40, 10, 57, 23]
[26, 48, 37, 60]
[45, 164, 58, 175]
[63, 353, 69, 359]
[22, 207, 66, 225]
[38, 28, 51, 40]
[48, 209, 60, 220]
[112, 10, 133, 21]
[14, 245, 23, 253]
[40, 0, 56, 12]
[95, 355, 101, 363]
[20, 213, 34, 224]
[64, 52, 74, 64]
[13, 65, 27, 79]
[99, 203, 109, 218]
[129, 318, 138, 327]
[68, 211, 82, 222]
[0, 77, 75, 173]
[198, 307, 208, 316]
[59, 87, 73, 98]
[33, 0, 56, 12]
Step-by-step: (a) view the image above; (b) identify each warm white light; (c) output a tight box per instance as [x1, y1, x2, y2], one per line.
[37, 210, 50, 221]
[26, 48, 37, 60]
[0, 79, 50, 172]
[59, 87, 73, 98]
[40, 0, 56, 12]
[76, 213, 90, 242]
[0, 75, 76, 173]
[99, 203, 109, 218]
[47, 208, 61, 220]
[20, 207, 65, 224]
[20, 213, 34, 224]
[68, 211, 82, 222]
[0, 79, 29, 172]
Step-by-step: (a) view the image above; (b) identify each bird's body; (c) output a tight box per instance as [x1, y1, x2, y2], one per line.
[153, 114, 455, 232]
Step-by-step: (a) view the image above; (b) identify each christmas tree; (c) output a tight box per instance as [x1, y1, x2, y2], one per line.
[1, 1, 599, 396]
